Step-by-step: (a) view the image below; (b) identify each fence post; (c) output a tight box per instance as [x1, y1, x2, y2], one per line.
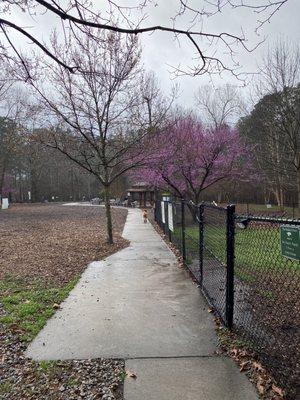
[167, 201, 172, 242]
[164, 201, 169, 238]
[226, 204, 235, 330]
[169, 203, 173, 242]
[198, 203, 204, 287]
[157, 200, 161, 227]
[181, 200, 186, 262]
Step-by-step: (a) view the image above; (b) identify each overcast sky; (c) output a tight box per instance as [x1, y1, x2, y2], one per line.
[138, 0, 300, 107]
[6, 0, 300, 109]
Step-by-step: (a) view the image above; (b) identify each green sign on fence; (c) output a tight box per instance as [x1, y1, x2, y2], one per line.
[280, 225, 300, 261]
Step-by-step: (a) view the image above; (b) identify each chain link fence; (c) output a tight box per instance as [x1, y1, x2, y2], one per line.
[233, 216, 300, 394]
[200, 204, 229, 325]
[154, 199, 300, 397]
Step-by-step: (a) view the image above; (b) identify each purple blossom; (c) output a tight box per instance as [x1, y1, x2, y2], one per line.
[133, 117, 257, 203]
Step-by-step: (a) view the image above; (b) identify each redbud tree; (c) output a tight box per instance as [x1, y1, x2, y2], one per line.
[134, 117, 255, 205]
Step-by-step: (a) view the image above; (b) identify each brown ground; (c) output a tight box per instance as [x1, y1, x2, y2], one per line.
[0, 203, 128, 400]
[0, 203, 128, 285]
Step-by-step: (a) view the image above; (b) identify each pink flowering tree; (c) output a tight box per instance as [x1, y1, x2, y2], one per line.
[134, 117, 255, 205]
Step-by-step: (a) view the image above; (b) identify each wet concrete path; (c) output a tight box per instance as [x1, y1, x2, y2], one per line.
[26, 208, 258, 399]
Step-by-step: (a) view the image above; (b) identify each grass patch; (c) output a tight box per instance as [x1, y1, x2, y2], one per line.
[0, 275, 79, 342]
[67, 377, 79, 387]
[120, 371, 127, 382]
[174, 224, 300, 279]
[257, 290, 275, 301]
[38, 360, 58, 372]
[34, 360, 61, 379]
[0, 381, 13, 395]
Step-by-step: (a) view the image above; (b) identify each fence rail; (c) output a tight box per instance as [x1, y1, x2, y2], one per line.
[154, 199, 300, 396]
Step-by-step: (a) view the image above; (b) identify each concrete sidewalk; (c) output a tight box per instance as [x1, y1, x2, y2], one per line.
[26, 208, 258, 399]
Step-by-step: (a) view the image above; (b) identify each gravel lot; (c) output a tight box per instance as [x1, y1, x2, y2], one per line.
[0, 203, 128, 400]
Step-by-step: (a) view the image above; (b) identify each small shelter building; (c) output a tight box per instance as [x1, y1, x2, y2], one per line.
[126, 182, 155, 207]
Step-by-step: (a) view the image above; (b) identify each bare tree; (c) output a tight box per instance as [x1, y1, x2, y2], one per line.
[238, 92, 293, 208]
[195, 84, 243, 128]
[0, 116, 19, 200]
[134, 72, 178, 130]
[0, 80, 26, 200]
[0, 1, 289, 80]
[259, 40, 300, 94]
[257, 40, 300, 208]
[21, 28, 171, 243]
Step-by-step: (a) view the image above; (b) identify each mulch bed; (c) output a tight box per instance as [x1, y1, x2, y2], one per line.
[1, 329, 125, 400]
[0, 203, 129, 399]
[0, 203, 128, 286]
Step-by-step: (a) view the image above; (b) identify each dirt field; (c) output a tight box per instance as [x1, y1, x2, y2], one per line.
[0, 203, 128, 285]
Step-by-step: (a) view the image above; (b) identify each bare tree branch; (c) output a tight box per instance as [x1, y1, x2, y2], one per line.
[0, 0, 289, 78]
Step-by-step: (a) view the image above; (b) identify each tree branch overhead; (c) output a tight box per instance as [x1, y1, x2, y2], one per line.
[0, 0, 289, 79]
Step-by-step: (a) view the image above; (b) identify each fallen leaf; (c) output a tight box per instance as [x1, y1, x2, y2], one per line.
[53, 303, 60, 310]
[230, 348, 238, 357]
[252, 361, 264, 372]
[239, 361, 250, 372]
[126, 370, 137, 379]
[257, 381, 265, 395]
[272, 384, 284, 397]
[208, 308, 213, 313]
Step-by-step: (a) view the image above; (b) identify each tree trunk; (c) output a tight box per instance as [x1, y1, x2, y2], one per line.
[279, 188, 284, 211]
[104, 184, 113, 244]
[31, 173, 38, 202]
[297, 169, 300, 211]
[263, 187, 268, 204]
[0, 166, 5, 200]
[274, 188, 282, 207]
[186, 193, 200, 222]
[186, 202, 198, 222]
[0, 157, 8, 201]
